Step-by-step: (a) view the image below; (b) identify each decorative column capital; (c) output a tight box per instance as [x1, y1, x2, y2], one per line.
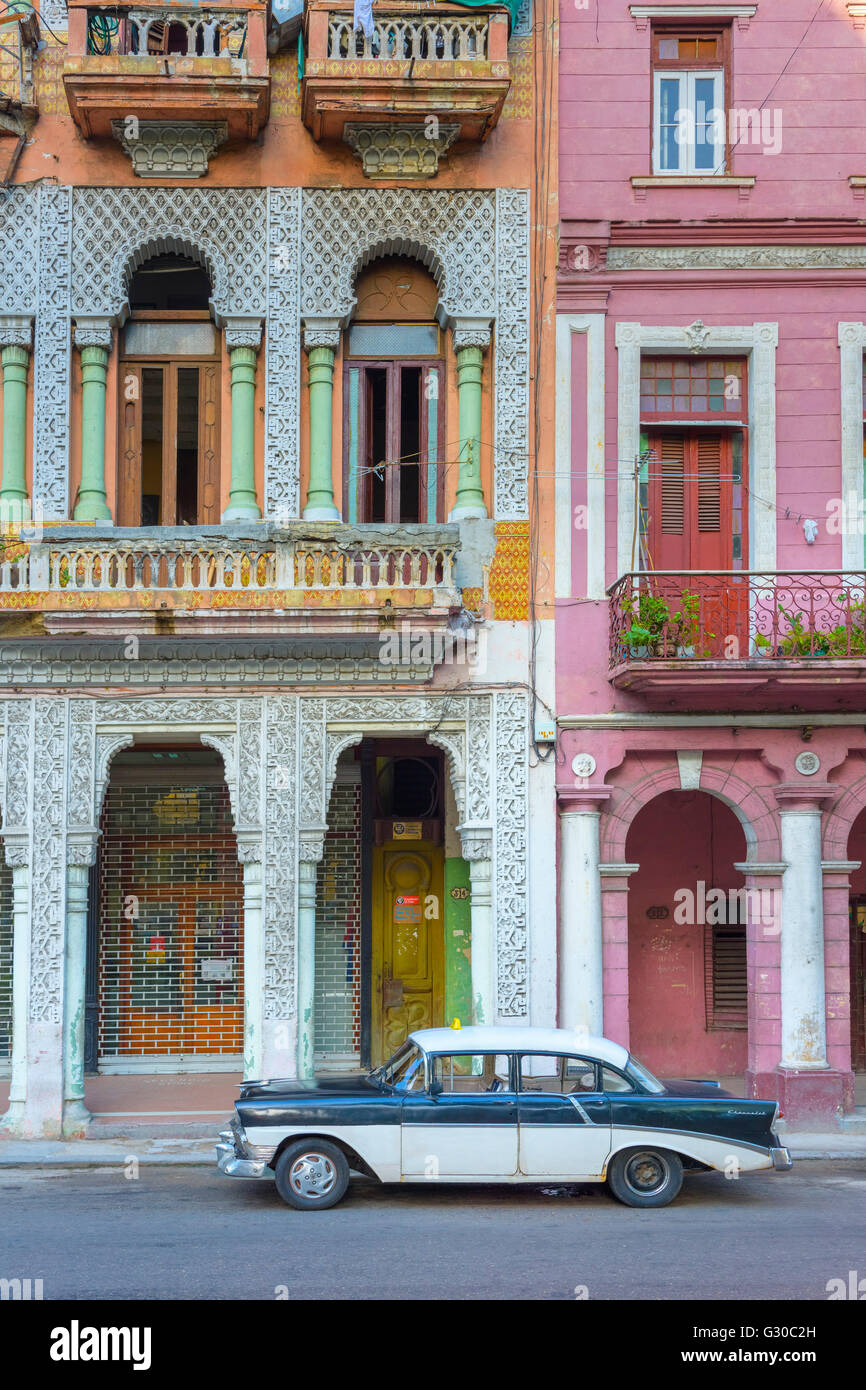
[557, 785, 612, 815]
[73, 317, 114, 351]
[66, 829, 100, 868]
[223, 315, 264, 352]
[450, 316, 492, 352]
[235, 829, 264, 865]
[458, 824, 493, 862]
[2, 832, 30, 869]
[303, 317, 342, 352]
[0, 314, 33, 350]
[299, 826, 327, 863]
[774, 782, 837, 812]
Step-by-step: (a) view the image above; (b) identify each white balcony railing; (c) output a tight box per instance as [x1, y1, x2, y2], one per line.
[86, 8, 248, 59]
[326, 14, 489, 61]
[0, 534, 458, 596]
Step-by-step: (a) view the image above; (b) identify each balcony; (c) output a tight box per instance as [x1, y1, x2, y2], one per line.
[0, 523, 461, 650]
[63, 1, 270, 162]
[301, 1, 511, 173]
[609, 571, 866, 710]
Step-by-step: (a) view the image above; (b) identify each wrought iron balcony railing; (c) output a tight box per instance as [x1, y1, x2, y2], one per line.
[609, 571, 866, 668]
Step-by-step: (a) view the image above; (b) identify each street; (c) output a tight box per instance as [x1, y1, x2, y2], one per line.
[2, 1160, 864, 1301]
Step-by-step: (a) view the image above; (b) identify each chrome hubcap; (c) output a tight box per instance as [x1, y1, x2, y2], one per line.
[289, 1152, 337, 1200]
[624, 1152, 669, 1195]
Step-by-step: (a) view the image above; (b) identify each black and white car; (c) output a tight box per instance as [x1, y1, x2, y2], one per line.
[216, 1025, 792, 1210]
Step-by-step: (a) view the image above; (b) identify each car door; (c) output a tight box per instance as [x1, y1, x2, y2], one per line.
[517, 1054, 612, 1179]
[401, 1051, 519, 1178]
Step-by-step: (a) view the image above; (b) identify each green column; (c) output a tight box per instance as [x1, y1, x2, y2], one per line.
[0, 343, 30, 515]
[451, 344, 488, 521]
[224, 345, 262, 521]
[74, 333, 111, 522]
[304, 333, 340, 520]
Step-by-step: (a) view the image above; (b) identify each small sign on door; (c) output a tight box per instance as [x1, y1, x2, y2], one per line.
[393, 821, 422, 840]
[201, 957, 233, 983]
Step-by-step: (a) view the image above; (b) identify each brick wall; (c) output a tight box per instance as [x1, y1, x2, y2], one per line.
[315, 777, 362, 1062]
[97, 779, 244, 1060]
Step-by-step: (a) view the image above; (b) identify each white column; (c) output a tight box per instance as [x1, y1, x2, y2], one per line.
[62, 856, 92, 1135]
[559, 801, 605, 1036]
[778, 793, 829, 1069]
[1, 856, 30, 1132]
[237, 842, 264, 1080]
[461, 828, 494, 1026]
[297, 855, 319, 1079]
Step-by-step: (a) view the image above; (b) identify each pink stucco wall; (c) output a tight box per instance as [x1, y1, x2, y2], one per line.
[625, 790, 748, 1078]
[561, 0, 866, 223]
[554, 0, 866, 1114]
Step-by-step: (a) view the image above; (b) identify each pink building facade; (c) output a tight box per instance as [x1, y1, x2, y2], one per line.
[556, 0, 866, 1128]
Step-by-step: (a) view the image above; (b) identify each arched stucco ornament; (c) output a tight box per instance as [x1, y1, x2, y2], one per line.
[599, 760, 776, 866]
[200, 733, 239, 828]
[94, 735, 136, 824]
[110, 233, 230, 325]
[301, 187, 496, 328]
[822, 772, 866, 862]
[324, 731, 364, 812]
[426, 730, 466, 824]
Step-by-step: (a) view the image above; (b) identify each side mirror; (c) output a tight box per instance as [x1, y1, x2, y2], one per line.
[429, 1080, 443, 1097]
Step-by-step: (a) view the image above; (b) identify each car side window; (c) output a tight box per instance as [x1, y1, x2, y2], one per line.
[519, 1054, 599, 1094]
[432, 1053, 512, 1093]
[602, 1066, 635, 1093]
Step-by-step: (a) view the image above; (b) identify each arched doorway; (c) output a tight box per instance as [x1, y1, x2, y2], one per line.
[314, 739, 464, 1070]
[625, 789, 749, 1079]
[91, 744, 243, 1071]
[117, 252, 220, 526]
[343, 256, 445, 524]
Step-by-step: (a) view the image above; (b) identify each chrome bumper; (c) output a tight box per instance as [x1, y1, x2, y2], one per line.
[216, 1130, 273, 1180]
[771, 1146, 793, 1172]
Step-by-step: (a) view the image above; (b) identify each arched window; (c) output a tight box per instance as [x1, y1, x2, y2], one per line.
[344, 257, 445, 524]
[117, 254, 220, 527]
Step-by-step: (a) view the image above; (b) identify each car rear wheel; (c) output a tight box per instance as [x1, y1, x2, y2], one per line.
[274, 1139, 350, 1211]
[607, 1147, 683, 1208]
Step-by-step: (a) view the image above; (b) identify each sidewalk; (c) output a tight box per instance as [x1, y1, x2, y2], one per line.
[1, 1130, 865, 1167]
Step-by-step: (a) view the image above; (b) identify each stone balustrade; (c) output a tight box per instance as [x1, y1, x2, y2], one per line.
[326, 12, 489, 61]
[0, 526, 460, 600]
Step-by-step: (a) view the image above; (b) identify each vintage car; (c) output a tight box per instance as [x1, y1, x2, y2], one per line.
[215, 1025, 792, 1210]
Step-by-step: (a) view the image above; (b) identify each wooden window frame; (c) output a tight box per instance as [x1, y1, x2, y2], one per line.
[342, 358, 446, 525]
[640, 355, 748, 424]
[651, 25, 731, 175]
[117, 349, 222, 529]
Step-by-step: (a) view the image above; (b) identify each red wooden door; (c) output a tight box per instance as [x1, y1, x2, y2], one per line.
[646, 431, 747, 656]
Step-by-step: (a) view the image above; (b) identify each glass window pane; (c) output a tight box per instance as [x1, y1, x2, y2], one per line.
[433, 1054, 511, 1092]
[658, 78, 682, 170]
[349, 323, 439, 356]
[124, 321, 216, 356]
[694, 76, 720, 170]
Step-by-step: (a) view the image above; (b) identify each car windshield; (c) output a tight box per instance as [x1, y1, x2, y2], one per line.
[625, 1053, 666, 1095]
[369, 1041, 425, 1091]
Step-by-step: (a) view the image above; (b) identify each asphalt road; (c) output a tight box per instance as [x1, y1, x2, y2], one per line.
[1, 1159, 864, 1301]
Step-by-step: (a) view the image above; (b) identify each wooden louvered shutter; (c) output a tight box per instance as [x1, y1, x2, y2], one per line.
[706, 925, 747, 1030]
[647, 432, 688, 570]
[198, 363, 220, 524]
[697, 433, 722, 532]
[118, 364, 142, 527]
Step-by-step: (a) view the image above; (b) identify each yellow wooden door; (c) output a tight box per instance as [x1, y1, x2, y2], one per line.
[371, 843, 444, 1066]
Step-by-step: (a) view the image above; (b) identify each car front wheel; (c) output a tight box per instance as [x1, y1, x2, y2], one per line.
[274, 1139, 350, 1211]
[607, 1147, 683, 1208]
